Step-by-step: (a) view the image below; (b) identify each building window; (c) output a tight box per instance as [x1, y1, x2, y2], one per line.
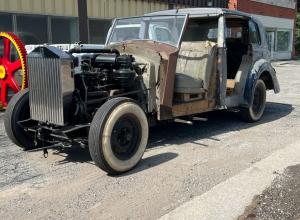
[276, 30, 291, 52]
[89, 19, 112, 44]
[168, 4, 175, 9]
[16, 15, 48, 44]
[0, 13, 13, 32]
[51, 17, 79, 44]
[266, 31, 275, 53]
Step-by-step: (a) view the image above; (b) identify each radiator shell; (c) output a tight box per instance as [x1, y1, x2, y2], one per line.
[27, 46, 74, 126]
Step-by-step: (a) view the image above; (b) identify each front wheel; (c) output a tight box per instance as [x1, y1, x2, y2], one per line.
[4, 89, 35, 149]
[240, 79, 266, 122]
[88, 97, 149, 174]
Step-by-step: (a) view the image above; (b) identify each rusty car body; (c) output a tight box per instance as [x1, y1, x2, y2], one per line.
[106, 8, 279, 120]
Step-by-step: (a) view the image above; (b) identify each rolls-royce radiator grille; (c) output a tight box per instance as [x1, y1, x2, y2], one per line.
[27, 50, 74, 126]
[28, 57, 64, 125]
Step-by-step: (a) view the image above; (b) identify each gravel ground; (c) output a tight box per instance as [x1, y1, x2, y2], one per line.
[239, 164, 300, 220]
[0, 61, 300, 220]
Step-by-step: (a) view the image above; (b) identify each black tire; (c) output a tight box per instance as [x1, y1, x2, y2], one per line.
[240, 79, 266, 122]
[88, 97, 149, 174]
[4, 89, 35, 150]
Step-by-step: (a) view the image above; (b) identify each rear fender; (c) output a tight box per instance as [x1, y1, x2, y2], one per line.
[244, 59, 280, 105]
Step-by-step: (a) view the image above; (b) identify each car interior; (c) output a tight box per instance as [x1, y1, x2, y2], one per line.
[225, 17, 255, 97]
[226, 18, 249, 79]
[174, 16, 255, 103]
[174, 18, 218, 102]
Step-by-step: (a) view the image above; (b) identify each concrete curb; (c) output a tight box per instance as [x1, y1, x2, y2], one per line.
[160, 141, 300, 220]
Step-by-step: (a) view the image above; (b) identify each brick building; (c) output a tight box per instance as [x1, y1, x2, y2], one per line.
[228, 0, 297, 59]
[0, 0, 297, 59]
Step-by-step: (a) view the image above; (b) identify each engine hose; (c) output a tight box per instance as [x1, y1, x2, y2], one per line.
[68, 47, 120, 55]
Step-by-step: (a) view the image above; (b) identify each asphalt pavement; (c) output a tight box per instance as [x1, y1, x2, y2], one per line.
[0, 60, 300, 220]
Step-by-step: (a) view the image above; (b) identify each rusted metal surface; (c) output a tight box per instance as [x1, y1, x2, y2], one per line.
[207, 50, 218, 100]
[109, 40, 179, 120]
[107, 9, 280, 120]
[159, 50, 178, 119]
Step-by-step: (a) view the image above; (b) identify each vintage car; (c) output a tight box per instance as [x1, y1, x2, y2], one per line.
[4, 8, 280, 174]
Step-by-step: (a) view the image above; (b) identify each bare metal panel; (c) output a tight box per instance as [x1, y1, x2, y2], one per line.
[28, 57, 73, 126]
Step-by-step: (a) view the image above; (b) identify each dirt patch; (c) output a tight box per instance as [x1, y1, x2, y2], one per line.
[239, 164, 300, 220]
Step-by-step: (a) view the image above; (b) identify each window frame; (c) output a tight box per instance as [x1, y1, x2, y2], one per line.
[248, 19, 261, 45]
[0, 12, 13, 32]
[275, 29, 292, 52]
[50, 16, 79, 44]
[88, 18, 112, 44]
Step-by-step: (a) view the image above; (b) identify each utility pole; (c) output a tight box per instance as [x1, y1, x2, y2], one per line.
[77, 0, 89, 43]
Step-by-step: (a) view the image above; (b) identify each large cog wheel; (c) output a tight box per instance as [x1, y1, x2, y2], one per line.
[0, 32, 27, 107]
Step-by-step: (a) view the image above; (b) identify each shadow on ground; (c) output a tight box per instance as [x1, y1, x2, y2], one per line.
[51, 102, 293, 173]
[147, 102, 293, 149]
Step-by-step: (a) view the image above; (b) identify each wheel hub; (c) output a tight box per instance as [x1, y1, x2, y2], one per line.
[111, 114, 142, 160]
[0, 65, 6, 79]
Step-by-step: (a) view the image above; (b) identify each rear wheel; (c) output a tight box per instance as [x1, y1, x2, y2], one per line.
[4, 89, 35, 149]
[88, 97, 149, 174]
[240, 79, 266, 122]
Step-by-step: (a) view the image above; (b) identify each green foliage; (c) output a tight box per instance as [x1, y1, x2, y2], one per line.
[296, 13, 300, 55]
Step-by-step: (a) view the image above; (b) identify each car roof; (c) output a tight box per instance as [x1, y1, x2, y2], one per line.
[145, 7, 252, 18]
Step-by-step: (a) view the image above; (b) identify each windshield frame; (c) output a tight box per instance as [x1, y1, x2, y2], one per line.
[105, 14, 188, 48]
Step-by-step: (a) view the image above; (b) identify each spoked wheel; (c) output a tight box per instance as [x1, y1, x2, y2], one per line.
[0, 32, 27, 107]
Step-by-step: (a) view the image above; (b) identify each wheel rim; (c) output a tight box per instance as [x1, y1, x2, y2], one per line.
[0, 32, 27, 107]
[110, 114, 142, 160]
[252, 85, 264, 115]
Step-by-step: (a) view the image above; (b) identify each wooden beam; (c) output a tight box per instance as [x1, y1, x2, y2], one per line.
[172, 99, 216, 117]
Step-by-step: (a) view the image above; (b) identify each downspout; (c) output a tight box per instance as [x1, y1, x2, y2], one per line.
[78, 0, 89, 43]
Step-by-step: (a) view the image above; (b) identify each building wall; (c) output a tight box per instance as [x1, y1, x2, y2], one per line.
[229, 0, 297, 60]
[0, 0, 78, 17]
[0, 0, 297, 60]
[252, 0, 296, 9]
[0, 0, 170, 18]
[0, 0, 171, 44]
[0, 0, 163, 44]
[153, 0, 229, 8]
[229, 0, 296, 19]
[87, 0, 168, 19]
[253, 14, 294, 59]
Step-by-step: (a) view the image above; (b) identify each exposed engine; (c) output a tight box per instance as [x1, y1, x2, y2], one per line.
[22, 46, 148, 149]
[70, 50, 147, 123]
